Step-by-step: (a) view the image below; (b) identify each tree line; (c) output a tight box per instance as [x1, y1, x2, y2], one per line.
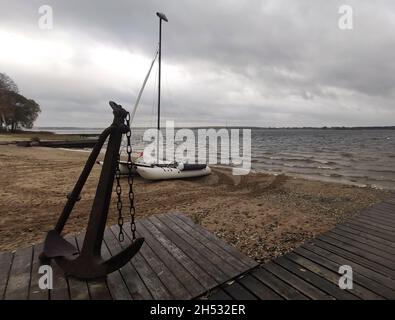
[0, 73, 41, 132]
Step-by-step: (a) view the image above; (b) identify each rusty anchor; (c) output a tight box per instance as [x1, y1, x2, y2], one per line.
[40, 101, 144, 279]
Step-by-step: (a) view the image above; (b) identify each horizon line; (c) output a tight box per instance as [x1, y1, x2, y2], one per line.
[32, 125, 395, 130]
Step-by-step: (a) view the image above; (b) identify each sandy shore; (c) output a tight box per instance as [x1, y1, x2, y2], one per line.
[0, 145, 392, 262]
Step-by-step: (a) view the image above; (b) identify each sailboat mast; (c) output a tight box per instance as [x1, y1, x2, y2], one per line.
[157, 19, 162, 133]
[156, 12, 168, 163]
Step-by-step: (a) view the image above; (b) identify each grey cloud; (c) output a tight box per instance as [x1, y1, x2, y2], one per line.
[0, 0, 394, 127]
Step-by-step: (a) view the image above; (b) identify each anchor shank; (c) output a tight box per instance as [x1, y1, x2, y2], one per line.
[81, 125, 124, 256]
[54, 126, 113, 233]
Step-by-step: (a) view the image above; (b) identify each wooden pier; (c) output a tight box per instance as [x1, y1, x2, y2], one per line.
[38, 139, 98, 148]
[0, 213, 258, 300]
[207, 198, 395, 300]
[1, 198, 394, 300]
[17, 139, 98, 148]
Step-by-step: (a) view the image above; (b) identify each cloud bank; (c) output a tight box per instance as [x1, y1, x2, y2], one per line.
[0, 0, 394, 127]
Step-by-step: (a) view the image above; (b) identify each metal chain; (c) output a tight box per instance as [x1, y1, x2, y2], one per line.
[115, 153, 124, 242]
[126, 112, 137, 241]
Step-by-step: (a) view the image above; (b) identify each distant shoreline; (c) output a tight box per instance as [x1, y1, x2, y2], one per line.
[31, 126, 395, 131]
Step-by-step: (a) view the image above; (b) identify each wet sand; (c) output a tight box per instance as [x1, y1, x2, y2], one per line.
[0, 145, 392, 262]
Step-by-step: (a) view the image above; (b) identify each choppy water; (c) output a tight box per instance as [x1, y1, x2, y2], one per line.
[250, 129, 395, 190]
[38, 127, 395, 190]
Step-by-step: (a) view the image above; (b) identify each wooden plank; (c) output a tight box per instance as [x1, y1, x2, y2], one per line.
[274, 256, 355, 300]
[223, 281, 258, 300]
[101, 235, 132, 300]
[384, 198, 395, 206]
[168, 214, 249, 274]
[103, 228, 152, 300]
[126, 248, 173, 300]
[4, 246, 33, 300]
[313, 239, 395, 279]
[357, 208, 395, 221]
[364, 212, 395, 226]
[318, 234, 395, 272]
[109, 225, 173, 300]
[365, 214, 395, 228]
[250, 267, 308, 300]
[170, 214, 255, 271]
[65, 236, 90, 300]
[126, 222, 204, 299]
[335, 224, 395, 250]
[48, 257, 70, 300]
[122, 223, 192, 300]
[150, 215, 228, 284]
[174, 213, 256, 268]
[263, 261, 334, 300]
[371, 202, 395, 210]
[207, 288, 233, 300]
[379, 204, 395, 212]
[324, 232, 395, 262]
[140, 218, 217, 291]
[368, 202, 395, 210]
[368, 201, 395, 210]
[300, 243, 395, 298]
[369, 208, 395, 219]
[353, 216, 395, 233]
[0, 251, 13, 300]
[360, 211, 395, 225]
[29, 243, 49, 300]
[330, 228, 395, 255]
[74, 234, 112, 300]
[357, 216, 395, 230]
[290, 248, 386, 300]
[367, 211, 395, 221]
[158, 214, 240, 277]
[376, 202, 395, 211]
[345, 221, 395, 241]
[238, 275, 282, 300]
[342, 221, 395, 244]
[360, 207, 395, 217]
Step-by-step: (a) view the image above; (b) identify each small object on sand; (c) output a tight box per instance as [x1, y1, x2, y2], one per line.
[16, 141, 31, 147]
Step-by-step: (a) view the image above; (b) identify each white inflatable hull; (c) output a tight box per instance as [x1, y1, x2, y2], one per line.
[137, 165, 211, 180]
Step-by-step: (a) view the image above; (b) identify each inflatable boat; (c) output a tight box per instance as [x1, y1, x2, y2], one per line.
[137, 163, 211, 180]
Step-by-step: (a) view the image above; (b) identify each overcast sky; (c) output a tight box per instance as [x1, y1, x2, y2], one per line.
[0, 0, 395, 127]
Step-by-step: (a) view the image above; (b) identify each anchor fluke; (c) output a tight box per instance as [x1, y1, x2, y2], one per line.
[42, 230, 78, 258]
[55, 237, 144, 279]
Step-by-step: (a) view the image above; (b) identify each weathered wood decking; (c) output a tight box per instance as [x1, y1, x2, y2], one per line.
[1, 198, 395, 300]
[207, 198, 395, 300]
[0, 213, 258, 300]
